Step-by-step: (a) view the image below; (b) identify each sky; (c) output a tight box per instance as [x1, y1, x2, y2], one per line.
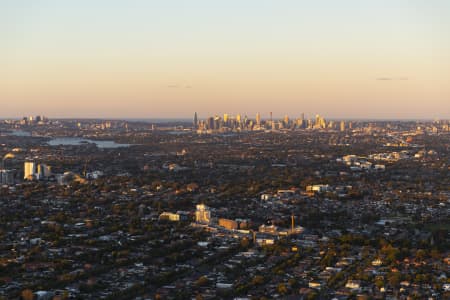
[1, 0, 450, 119]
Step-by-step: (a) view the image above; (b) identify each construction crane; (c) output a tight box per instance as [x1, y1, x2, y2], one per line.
[291, 213, 295, 233]
[83, 158, 90, 178]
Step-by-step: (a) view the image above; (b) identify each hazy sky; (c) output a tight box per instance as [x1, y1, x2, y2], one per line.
[2, 0, 450, 119]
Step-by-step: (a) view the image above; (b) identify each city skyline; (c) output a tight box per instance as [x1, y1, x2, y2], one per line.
[4, 112, 448, 122]
[2, 1, 450, 119]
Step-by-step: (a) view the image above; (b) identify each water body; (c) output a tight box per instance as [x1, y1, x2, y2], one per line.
[124, 118, 192, 123]
[47, 137, 130, 148]
[7, 130, 32, 137]
[167, 131, 191, 135]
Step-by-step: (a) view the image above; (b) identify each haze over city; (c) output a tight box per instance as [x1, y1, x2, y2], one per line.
[1, 2, 450, 299]
[2, 0, 450, 119]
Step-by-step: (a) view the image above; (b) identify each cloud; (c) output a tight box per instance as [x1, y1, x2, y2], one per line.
[167, 84, 193, 89]
[376, 77, 409, 81]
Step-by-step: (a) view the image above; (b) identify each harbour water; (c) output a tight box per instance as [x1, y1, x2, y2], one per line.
[47, 137, 130, 148]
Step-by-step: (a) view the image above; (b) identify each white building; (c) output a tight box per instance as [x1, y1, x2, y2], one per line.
[345, 280, 361, 290]
[24, 161, 36, 180]
[308, 282, 321, 289]
[195, 204, 211, 224]
[374, 164, 386, 171]
[372, 258, 383, 266]
[306, 184, 330, 193]
[159, 212, 180, 222]
[37, 164, 52, 179]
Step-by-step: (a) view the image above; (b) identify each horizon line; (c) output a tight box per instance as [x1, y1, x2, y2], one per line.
[1, 116, 448, 122]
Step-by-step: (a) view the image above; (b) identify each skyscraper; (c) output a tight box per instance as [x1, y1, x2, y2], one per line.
[340, 120, 346, 132]
[284, 115, 289, 127]
[195, 204, 211, 224]
[270, 112, 274, 130]
[37, 164, 52, 179]
[207, 117, 214, 130]
[256, 112, 261, 126]
[193, 112, 198, 129]
[24, 161, 36, 180]
[214, 115, 221, 130]
[315, 114, 326, 129]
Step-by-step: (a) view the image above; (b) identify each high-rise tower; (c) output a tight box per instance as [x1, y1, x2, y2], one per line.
[223, 113, 229, 124]
[340, 120, 346, 132]
[270, 112, 274, 130]
[195, 204, 211, 224]
[284, 115, 289, 127]
[193, 112, 198, 129]
[24, 161, 36, 180]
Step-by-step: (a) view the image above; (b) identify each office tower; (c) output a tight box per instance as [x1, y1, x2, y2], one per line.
[37, 164, 52, 179]
[0, 169, 14, 185]
[315, 114, 321, 127]
[37, 164, 43, 180]
[195, 204, 211, 224]
[270, 112, 274, 130]
[284, 115, 289, 126]
[214, 115, 221, 130]
[340, 120, 346, 132]
[236, 114, 241, 124]
[314, 114, 326, 129]
[207, 117, 214, 130]
[300, 113, 305, 128]
[24, 161, 36, 180]
[193, 112, 198, 129]
[256, 113, 261, 126]
[223, 113, 229, 124]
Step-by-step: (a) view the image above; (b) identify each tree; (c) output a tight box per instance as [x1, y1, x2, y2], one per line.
[277, 283, 288, 295]
[288, 278, 297, 288]
[251, 275, 264, 286]
[306, 291, 318, 300]
[375, 278, 384, 289]
[415, 249, 428, 261]
[21, 289, 33, 300]
[240, 237, 250, 249]
[195, 294, 204, 300]
[387, 272, 401, 287]
[195, 276, 209, 287]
